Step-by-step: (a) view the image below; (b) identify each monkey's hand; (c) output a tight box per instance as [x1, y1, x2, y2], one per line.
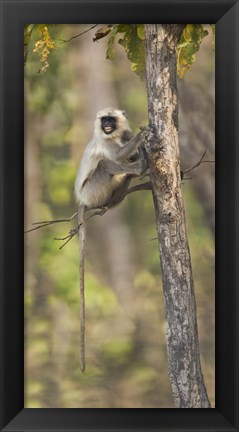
[139, 125, 158, 143]
[139, 125, 160, 156]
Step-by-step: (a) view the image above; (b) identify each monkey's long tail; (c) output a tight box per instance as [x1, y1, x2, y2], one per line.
[78, 205, 86, 372]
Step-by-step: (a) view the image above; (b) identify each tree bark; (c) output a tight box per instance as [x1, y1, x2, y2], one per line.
[144, 24, 211, 408]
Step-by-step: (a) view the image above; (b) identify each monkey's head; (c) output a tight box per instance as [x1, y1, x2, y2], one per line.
[95, 108, 131, 139]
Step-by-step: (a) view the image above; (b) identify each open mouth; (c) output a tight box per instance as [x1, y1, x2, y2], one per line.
[103, 126, 113, 134]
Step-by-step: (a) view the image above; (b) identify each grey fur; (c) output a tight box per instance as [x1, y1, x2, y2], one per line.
[75, 108, 147, 372]
[75, 108, 145, 209]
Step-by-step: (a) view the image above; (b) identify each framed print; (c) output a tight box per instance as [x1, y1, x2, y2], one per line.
[0, 0, 238, 431]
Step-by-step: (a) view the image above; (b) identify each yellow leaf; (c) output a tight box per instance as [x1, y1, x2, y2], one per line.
[33, 24, 55, 73]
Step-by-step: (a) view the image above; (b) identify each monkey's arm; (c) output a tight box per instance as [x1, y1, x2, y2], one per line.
[121, 129, 135, 144]
[115, 131, 144, 162]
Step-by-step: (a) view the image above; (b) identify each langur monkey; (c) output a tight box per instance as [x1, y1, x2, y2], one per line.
[75, 107, 148, 372]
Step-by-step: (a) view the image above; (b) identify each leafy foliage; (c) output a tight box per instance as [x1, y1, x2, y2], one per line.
[176, 24, 210, 78]
[94, 24, 214, 80]
[118, 25, 145, 79]
[97, 24, 145, 79]
[33, 25, 55, 73]
[25, 24, 214, 79]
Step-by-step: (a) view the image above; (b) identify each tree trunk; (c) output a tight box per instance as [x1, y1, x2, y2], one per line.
[144, 24, 211, 408]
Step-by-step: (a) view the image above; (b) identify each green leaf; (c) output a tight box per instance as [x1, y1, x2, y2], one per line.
[117, 24, 131, 33]
[105, 24, 145, 79]
[177, 24, 209, 78]
[136, 24, 145, 40]
[106, 25, 120, 60]
[105, 24, 130, 60]
[118, 25, 145, 79]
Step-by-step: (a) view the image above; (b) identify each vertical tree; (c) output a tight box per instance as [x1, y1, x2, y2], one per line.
[144, 24, 210, 408]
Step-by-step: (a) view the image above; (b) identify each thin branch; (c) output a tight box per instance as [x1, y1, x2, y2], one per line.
[25, 182, 152, 249]
[60, 24, 98, 44]
[54, 208, 110, 249]
[89, 182, 152, 211]
[182, 148, 215, 176]
[24, 212, 78, 233]
[120, 181, 152, 199]
[54, 224, 81, 249]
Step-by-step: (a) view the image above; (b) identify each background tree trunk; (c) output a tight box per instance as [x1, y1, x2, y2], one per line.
[144, 24, 211, 408]
[178, 80, 215, 235]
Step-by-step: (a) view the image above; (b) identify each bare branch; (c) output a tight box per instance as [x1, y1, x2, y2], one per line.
[24, 212, 78, 233]
[59, 25, 98, 44]
[54, 224, 81, 249]
[25, 182, 152, 249]
[182, 148, 215, 177]
[120, 181, 152, 199]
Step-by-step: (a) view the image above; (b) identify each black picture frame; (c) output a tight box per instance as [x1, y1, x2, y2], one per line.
[0, 0, 238, 431]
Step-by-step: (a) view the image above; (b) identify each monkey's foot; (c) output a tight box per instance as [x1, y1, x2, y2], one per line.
[99, 206, 108, 215]
[84, 206, 109, 222]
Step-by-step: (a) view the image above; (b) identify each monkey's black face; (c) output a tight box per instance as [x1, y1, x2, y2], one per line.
[101, 116, 117, 135]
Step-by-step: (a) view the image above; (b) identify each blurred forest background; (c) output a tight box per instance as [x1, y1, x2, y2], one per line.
[24, 24, 215, 408]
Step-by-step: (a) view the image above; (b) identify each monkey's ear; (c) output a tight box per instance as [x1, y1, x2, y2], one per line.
[122, 110, 128, 119]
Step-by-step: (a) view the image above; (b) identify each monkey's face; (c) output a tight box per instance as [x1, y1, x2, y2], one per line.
[95, 108, 130, 140]
[101, 116, 117, 135]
